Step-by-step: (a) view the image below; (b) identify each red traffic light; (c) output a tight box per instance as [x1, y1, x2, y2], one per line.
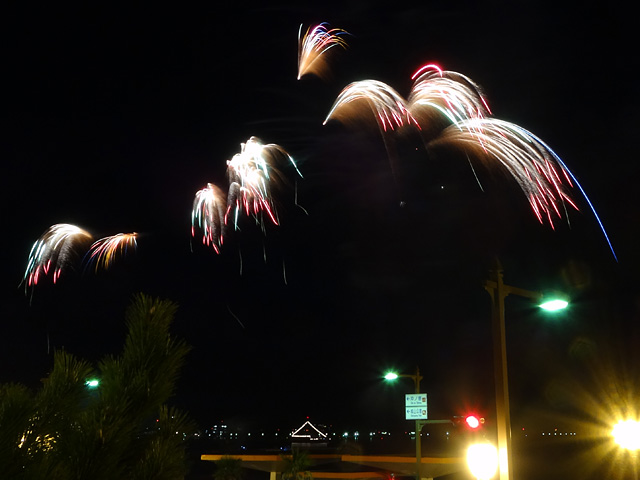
[465, 415, 483, 429]
[452, 414, 485, 430]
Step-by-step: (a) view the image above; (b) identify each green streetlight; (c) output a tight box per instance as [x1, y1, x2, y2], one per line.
[484, 259, 568, 480]
[384, 369, 422, 390]
[85, 378, 100, 389]
[539, 298, 569, 312]
[384, 366, 423, 480]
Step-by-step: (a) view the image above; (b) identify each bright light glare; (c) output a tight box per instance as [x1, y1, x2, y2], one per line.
[466, 415, 480, 429]
[539, 299, 569, 311]
[384, 372, 399, 380]
[612, 420, 640, 450]
[467, 443, 498, 480]
[85, 379, 99, 388]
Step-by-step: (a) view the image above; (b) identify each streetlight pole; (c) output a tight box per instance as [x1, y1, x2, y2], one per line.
[385, 366, 424, 480]
[409, 366, 424, 480]
[484, 259, 560, 480]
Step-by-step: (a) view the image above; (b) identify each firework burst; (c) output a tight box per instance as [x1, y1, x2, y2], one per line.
[408, 63, 491, 137]
[324, 80, 419, 132]
[431, 118, 578, 227]
[297, 22, 349, 80]
[323, 65, 615, 259]
[191, 183, 227, 253]
[23, 223, 93, 291]
[323, 80, 423, 200]
[85, 232, 138, 272]
[225, 136, 301, 229]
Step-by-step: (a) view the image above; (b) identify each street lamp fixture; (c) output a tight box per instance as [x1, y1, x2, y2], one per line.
[539, 298, 569, 312]
[467, 442, 499, 480]
[85, 378, 100, 389]
[613, 420, 640, 450]
[384, 369, 423, 391]
[484, 259, 568, 480]
[384, 366, 424, 480]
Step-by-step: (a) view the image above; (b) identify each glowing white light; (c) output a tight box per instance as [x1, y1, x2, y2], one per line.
[467, 443, 498, 480]
[539, 299, 569, 311]
[612, 420, 640, 450]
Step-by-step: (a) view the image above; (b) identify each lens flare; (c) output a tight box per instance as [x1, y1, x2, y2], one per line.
[612, 420, 640, 450]
[466, 443, 498, 480]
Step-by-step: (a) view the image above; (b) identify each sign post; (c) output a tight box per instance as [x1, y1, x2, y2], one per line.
[405, 393, 427, 480]
[405, 394, 428, 420]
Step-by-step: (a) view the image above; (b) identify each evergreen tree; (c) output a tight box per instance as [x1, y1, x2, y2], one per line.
[280, 449, 313, 480]
[213, 455, 244, 480]
[0, 293, 194, 479]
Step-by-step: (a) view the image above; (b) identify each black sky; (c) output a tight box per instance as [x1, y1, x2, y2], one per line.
[2, 3, 638, 432]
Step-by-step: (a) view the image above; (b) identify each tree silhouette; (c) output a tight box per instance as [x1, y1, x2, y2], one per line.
[214, 455, 244, 480]
[0, 293, 194, 479]
[281, 449, 313, 480]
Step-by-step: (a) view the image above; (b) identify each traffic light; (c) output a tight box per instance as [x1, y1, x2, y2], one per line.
[453, 414, 485, 430]
[465, 414, 483, 429]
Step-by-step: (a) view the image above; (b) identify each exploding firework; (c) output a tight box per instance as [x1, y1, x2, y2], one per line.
[323, 80, 422, 198]
[191, 183, 227, 253]
[430, 118, 579, 227]
[324, 80, 418, 132]
[226, 136, 302, 229]
[408, 63, 491, 137]
[324, 66, 616, 259]
[85, 232, 138, 272]
[297, 22, 349, 80]
[409, 67, 614, 258]
[23, 223, 93, 291]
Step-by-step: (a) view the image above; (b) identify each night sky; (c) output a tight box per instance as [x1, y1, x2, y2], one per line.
[2, 3, 638, 435]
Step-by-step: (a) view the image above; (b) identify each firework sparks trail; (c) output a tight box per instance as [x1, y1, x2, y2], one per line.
[86, 232, 138, 272]
[225, 136, 301, 230]
[324, 80, 419, 132]
[226, 304, 245, 329]
[523, 129, 618, 261]
[23, 224, 93, 292]
[408, 63, 492, 136]
[298, 22, 349, 80]
[191, 183, 227, 253]
[323, 67, 613, 258]
[323, 80, 422, 201]
[408, 66, 615, 258]
[431, 118, 580, 228]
